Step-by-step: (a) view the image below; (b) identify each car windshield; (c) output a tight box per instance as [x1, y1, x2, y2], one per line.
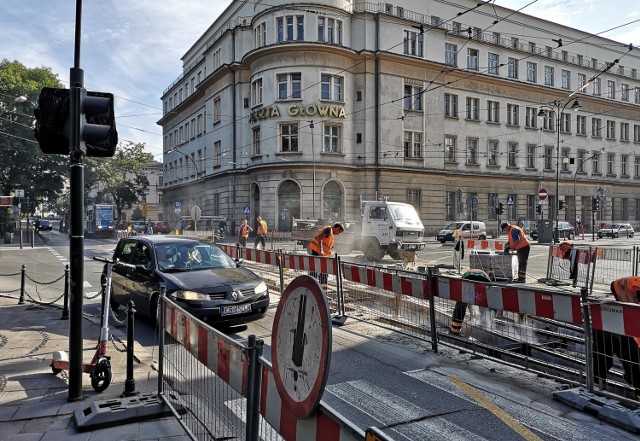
[389, 204, 422, 223]
[155, 242, 236, 272]
[445, 222, 464, 230]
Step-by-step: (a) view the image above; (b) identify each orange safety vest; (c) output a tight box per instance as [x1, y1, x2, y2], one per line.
[505, 225, 530, 250]
[610, 277, 640, 345]
[257, 220, 267, 236]
[309, 225, 334, 257]
[239, 224, 251, 238]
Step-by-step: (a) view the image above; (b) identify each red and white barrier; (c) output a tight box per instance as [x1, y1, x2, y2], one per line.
[548, 244, 593, 265]
[464, 239, 504, 252]
[281, 253, 339, 276]
[218, 244, 281, 266]
[590, 301, 640, 339]
[341, 263, 431, 300]
[436, 276, 583, 325]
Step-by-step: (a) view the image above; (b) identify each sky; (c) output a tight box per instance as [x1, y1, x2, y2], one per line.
[1, 0, 638, 161]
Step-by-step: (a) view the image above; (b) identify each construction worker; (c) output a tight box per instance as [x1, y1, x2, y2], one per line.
[500, 222, 530, 283]
[254, 216, 268, 249]
[238, 219, 252, 248]
[450, 269, 491, 336]
[592, 277, 640, 400]
[308, 223, 345, 288]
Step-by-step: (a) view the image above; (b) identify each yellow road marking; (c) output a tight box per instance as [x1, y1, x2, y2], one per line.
[448, 375, 542, 441]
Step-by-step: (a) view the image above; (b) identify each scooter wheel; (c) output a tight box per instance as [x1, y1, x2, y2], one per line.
[91, 359, 112, 393]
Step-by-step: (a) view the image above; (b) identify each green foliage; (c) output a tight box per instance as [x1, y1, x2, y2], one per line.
[86, 142, 154, 220]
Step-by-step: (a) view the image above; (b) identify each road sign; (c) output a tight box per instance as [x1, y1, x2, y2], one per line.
[190, 205, 201, 222]
[243, 205, 251, 215]
[538, 189, 548, 200]
[506, 195, 514, 205]
[174, 201, 181, 214]
[15, 189, 24, 198]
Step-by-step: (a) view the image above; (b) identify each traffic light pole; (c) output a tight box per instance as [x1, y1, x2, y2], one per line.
[68, 0, 85, 402]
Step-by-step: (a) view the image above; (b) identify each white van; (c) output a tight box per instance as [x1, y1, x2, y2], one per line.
[437, 221, 487, 243]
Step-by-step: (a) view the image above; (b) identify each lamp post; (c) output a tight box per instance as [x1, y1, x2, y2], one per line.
[572, 149, 603, 239]
[308, 120, 316, 219]
[166, 145, 200, 176]
[537, 98, 582, 243]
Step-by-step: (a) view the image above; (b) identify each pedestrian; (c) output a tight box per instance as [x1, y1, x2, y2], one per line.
[146, 223, 153, 235]
[254, 216, 268, 249]
[450, 269, 491, 336]
[238, 219, 252, 248]
[500, 222, 530, 283]
[308, 223, 345, 288]
[592, 277, 640, 400]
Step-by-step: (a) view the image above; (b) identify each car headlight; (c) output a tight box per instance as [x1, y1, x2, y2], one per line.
[254, 281, 268, 296]
[174, 290, 210, 300]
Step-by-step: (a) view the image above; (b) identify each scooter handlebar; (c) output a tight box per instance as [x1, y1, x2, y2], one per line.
[93, 256, 116, 264]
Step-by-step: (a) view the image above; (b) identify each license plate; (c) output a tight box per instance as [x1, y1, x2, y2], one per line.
[221, 304, 252, 316]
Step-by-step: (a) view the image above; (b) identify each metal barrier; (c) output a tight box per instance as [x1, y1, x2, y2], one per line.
[545, 244, 594, 290]
[591, 247, 636, 288]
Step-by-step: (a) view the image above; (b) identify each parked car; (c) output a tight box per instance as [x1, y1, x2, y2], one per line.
[518, 220, 536, 237]
[152, 221, 172, 234]
[597, 223, 635, 239]
[436, 221, 487, 243]
[104, 236, 269, 326]
[132, 221, 152, 234]
[530, 221, 575, 240]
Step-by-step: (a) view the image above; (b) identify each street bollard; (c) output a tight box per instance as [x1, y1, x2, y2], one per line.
[122, 300, 138, 397]
[61, 265, 70, 319]
[245, 335, 264, 441]
[18, 264, 26, 304]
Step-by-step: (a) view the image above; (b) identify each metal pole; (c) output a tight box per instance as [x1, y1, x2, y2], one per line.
[554, 104, 560, 244]
[309, 120, 316, 219]
[581, 287, 594, 391]
[122, 300, 138, 397]
[61, 265, 69, 319]
[158, 286, 166, 394]
[19, 264, 26, 304]
[68, 0, 85, 402]
[427, 267, 438, 353]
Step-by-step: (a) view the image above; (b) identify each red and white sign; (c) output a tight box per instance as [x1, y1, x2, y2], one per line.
[538, 189, 548, 200]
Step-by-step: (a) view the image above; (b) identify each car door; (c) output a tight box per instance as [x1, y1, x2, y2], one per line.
[111, 240, 136, 303]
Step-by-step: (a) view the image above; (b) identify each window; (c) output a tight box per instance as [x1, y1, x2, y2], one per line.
[527, 62, 537, 82]
[508, 57, 518, 79]
[636, 87, 640, 104]
[407, 189, 421, 209]
[404, 85, 422, 111]
[592, 152, 600, 174]
[254, 22, 267, 47]
[213, 96, 221, 124]
[251, 78, 263, 106]
[545, 46, 552, 57]
[562, 50, 568, 62]
[634, 124, 640, 142]
[525, 107, 538, 128]
[213, 140, 221, 167]
[527, 144, 536, 169]
[431, 16, 441, 27]
[544, 146, 553, 170]
[280, 123, 299, 152]
[466, 138, 478, 164]
[635, 156, 640, 177]
[592, 57, 598, 68]
[321, 74, 343, 101]
[444, 93, 458, 117]
[561, 70, 571, 89]
[606, 120, 616, 139]
[593, 78, 601, 95]
[403, 30, 423, 57]
[561, 148, 570, 171]
[633, 68, 638, 79]
[542, 111, 554, 131]
[318, 17, 342, 44]
[622, 155, 629, 176]
[578, 73, 587, 92]
[491, 32, 500, 44]
[529, 42, 536, 53]
[607, 80, 616, 99]
[252, 127, 261, 156]
[488, 53, 499, 75]
[507, 142, 517, 167]
[621, 83, 629, 101]
[621, 122, 629, 141]
[507, 104, 519, 126]
[445, 43, 457, 67]
[445, 135, 456, 162]
[445, 191, 456, 221]
[452, 22, 462, 35]
[277, 72, 302, 100]
[466, 97, 479, 120]
[560, 113, 571, 133]
[487, 140, 498, 166]
[403, 131, 422, 158]
[577, 150, 586, 172]
[487, 100, 499, 123]
[607, 153, 615, 175]
[576, 115, 586, 135]
[473, 27, 482, 40]
[488, 193, 498, 221]
[592, 118, 602, 137]
[511, 37, 519, 49]
[277, 15, 304, 42]
[577, 55, 584, 65]
[544, 66, 554, 86]
[467, 48, 479, 70]
[323, 124, 341, 153]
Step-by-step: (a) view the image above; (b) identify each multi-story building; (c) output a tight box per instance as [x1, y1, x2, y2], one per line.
[158, 0, 640, 234]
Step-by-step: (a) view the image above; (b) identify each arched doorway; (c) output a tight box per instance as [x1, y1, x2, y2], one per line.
[322, 180, 343, 222]
[277, 180, 300, 231]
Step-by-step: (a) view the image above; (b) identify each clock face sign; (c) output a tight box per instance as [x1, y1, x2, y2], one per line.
[271, 275, 332, 419]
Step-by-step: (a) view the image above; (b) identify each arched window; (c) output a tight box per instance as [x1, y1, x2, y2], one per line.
[323, 180, 343, 221]
[277, 180, 300, 231]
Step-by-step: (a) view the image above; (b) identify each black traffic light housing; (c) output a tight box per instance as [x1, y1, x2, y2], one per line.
[536, 205, 542, 214]
[558, 201, 565, 210]
[497, 202, 504, 215]
[592, 196, 600, 211]
[34, 87, 118, 157]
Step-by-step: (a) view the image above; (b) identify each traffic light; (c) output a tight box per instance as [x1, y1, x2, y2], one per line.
[592, 196, 600, 211]
[34, 87, 118, 157]
[536, 205, 542, 214]
[558, 201, 565, 210]
[498, 202, 505, 215]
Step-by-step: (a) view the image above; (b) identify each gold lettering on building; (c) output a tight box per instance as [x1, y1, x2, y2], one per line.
[250, 104, 346, 123]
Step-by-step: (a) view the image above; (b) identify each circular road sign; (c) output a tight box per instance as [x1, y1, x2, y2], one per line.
[190, 205, 201, 222]
[538, 189, 548, 201]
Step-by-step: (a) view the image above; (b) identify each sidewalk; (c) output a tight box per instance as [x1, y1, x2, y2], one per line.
[0, 291, 189, 440]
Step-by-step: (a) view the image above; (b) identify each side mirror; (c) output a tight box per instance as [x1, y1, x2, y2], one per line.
[235, 258, 244, 267]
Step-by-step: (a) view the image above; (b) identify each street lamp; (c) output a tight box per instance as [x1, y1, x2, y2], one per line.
[537, 98, 582, 243]
[572, 148, 604, 239]
[308, 120, 316, 219]
[166, 145, 200, 176]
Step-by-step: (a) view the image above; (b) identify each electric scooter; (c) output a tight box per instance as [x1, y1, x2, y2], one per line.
[50, 256, 115, 392]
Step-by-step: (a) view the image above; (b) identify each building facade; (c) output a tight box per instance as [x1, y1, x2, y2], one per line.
[158, 0, 640, 234]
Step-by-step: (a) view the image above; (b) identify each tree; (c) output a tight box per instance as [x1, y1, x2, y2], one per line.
[0, 60, 67, 233]
[86, 142, 153, 221]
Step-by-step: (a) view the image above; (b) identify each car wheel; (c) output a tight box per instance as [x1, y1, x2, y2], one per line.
[479, 235, 486, 240]
[439, 239, 446, 244]
[630, 233, 634, 238]
[614, 233, 619, 238]
[568, 232, 574, 240]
